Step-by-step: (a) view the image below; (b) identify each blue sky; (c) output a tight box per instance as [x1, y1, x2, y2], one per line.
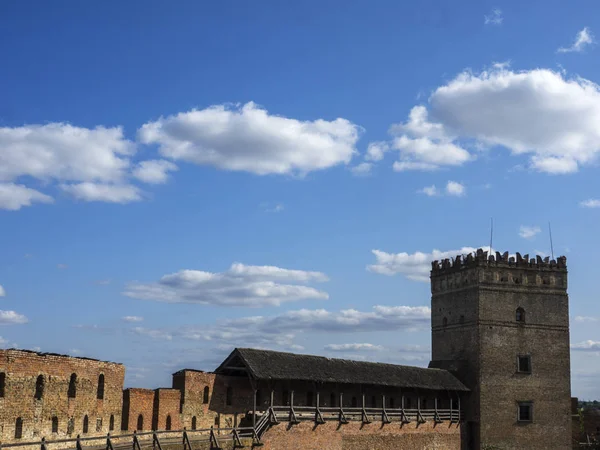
[1, 0, 600, 399]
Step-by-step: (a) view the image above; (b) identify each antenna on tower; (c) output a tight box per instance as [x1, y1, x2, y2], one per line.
[549, 222, 555, 260]
[489, 218, 494, 256]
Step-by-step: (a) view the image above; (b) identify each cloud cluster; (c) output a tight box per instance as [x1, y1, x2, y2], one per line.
[124, 263, 329, 307]
[519, 225, 541, 239]
[571, 340, 600, 351]
[484, 8, 503, 26]
[580, 199, 600, 208]
[558, 27, 594, 53]
[0, 310, 28, 325]
[418, 181, 466, 197]
[139, 102, 361, 176]
[325, 343, 383, 351]
[180, 305, 431, 348]
[122, 316, 144, 323]
[0, 285, 5, 297]
[366, 67, 600, 175]
[1, 103, 361, 210]
[367, 246, 480, 281]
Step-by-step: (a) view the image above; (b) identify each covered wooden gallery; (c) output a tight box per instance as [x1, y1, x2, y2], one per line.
[215, 348, 469, 424]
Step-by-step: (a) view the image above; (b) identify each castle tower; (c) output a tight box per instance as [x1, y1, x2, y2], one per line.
[429, 249, 571, 450]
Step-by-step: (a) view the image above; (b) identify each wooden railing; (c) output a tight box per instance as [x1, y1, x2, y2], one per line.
[262, 404, 463, 427]
[0, 427, 261, 450]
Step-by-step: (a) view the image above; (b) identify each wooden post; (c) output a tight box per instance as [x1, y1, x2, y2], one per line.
[270, 389, 274, 408]
[450, 393, 454, 423]
[253, 389, 257, 428]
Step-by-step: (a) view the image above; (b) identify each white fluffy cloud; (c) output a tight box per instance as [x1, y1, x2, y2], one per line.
[0, 310, 28, 324]
[446, 181, 465, 196]
[558, 27, 594, 53]
[370, 67, 600, 175]
[580, 199, 600, 208]
[60, 182, 143, 203]
[325, 343, 383, 351]
[180, 305, 431, 348]
[418, 185, 438, 197]
[350, 162, 373, 176]
[0, 123, 134, 182]
[132, 159, 178, 184]
[367, 246, 480, 282]
[573, 316, 598, 322]
[139, 102, 361, 176]
[0, 285, 5, 297]
[0, 183, 53, 210]
[123, 262, 329, 307]
[484, 8, 503, 25]
[519, 225, 541, 239]
[132, 327, 172, 341]
[0, 123, 151, 207]
[572, 340, 600, 351]
[122, 316, 144, 323]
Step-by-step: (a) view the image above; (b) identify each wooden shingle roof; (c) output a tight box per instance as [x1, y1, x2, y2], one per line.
[215, 348, 469, 392]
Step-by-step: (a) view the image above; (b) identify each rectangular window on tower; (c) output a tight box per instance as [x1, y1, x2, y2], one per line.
[517, 355, 532, 374]
[518, 402, 533, 422]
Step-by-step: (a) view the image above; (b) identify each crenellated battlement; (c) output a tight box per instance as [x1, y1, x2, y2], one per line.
[431, 248, 567, 276]
[430, 248, 567, 294]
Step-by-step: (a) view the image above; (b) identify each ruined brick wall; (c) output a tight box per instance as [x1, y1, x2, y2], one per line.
[259, 419, 463, 450]
[0, 349, 124, 443]
[152, 389, 181, 431]
[172, 370, 217, 430]
[430, 251, 572, 450]
[122, 388, 154, 431]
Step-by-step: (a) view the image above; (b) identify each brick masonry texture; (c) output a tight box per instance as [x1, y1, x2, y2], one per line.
[259, 420, 463, 450]
[430, 251, 572, 450]
[0, 349, 124, 442]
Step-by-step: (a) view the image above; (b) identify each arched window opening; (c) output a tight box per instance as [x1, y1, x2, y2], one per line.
[351, 397, 357, 408]
[83, 415, 89, 434]
[15, 417, 23, 439]
[68, 373, 77, 398]
[330, 393, 336, 407]
[97, 374, 105, 400]
[226, 386, 232, 406]
[34, 375, 44, 400]
[191, 416, 197, 430]
[109, 415, 115, 431]
[166, 415, 172, 431]
[306, 391, 313, 407]
[137, 414, 144, 431]
[0, 372, 6, 397]
[52, 416, 59, 433]
[516, 307, 526, 323]
[442, 317, 448, 327]
[203, 386, 209, 404]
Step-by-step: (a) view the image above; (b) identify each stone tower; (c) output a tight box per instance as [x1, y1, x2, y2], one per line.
[429, 249, 571, 450]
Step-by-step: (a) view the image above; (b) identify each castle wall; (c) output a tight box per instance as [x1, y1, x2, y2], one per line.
[259, 419, 463, 450]
[122, 388, 154, 431]
[0, 350, 124, 442]
[152, 389, 181, 431]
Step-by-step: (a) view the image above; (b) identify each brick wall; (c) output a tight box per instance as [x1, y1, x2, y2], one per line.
[259, 419, 463, 450]
[122, 388, 154, 431]
[0, 349, 124, 442]
[152, 389, 181, 431]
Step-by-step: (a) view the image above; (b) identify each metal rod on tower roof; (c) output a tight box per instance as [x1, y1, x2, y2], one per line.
[489, 218, 494, 257]
[549, 222, 555, 260]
